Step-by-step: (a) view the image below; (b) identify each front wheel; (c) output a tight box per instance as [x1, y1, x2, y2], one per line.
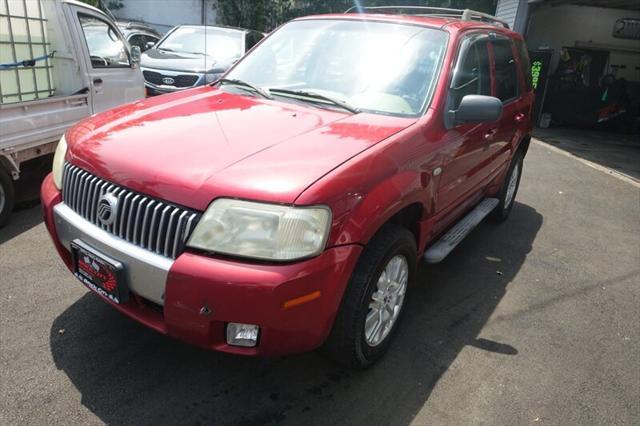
[323, 224, 416, 368]
[0, 168, 15, 228]
[491, 152, 523, 222]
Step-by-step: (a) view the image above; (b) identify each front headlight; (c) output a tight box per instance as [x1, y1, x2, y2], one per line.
[204, 72, 223, 84]
[52, 134, 67, 189]
[187, 199, 331, 261]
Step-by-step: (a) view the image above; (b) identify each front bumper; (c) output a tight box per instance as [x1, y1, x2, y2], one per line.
[41, 174, 362, 355]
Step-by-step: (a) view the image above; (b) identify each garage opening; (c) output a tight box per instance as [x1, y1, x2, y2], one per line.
[496, 0, 640, 181]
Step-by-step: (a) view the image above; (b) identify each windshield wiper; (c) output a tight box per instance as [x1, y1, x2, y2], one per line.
[268, 88, 360, 114]
[218, 78, 273, 99]
[157, 47, 174, 52]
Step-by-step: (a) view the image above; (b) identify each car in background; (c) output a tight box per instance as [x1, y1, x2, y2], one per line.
[140, 25, 264, 95]
[116, 20, 163, 53]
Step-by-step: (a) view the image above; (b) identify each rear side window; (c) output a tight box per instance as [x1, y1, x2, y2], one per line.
[450, 37, 491, 110]
[515, 38, 532, 91]
[492, 38, 519, 102]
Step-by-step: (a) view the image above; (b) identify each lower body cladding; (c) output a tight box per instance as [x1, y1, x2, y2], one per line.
[41, 176, 362, 356]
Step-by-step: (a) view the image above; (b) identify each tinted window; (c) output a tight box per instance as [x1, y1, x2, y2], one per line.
[450, 37, 491, 110]
[78, 14, 129, 68]
[493, 39, 519, 102]
[515, 38, 532, 91]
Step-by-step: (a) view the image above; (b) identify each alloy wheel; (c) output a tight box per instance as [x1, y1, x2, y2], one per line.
[505, 161, 520, 210]
[364, 255, 409, 347]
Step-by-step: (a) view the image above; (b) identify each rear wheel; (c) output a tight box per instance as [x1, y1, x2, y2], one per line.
[0, 167, 15, 228]
[491, 152, 523, 222]
[323, 224, 416, 368]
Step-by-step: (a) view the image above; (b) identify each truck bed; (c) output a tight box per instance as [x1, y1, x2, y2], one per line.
[0, 93, 91, 173]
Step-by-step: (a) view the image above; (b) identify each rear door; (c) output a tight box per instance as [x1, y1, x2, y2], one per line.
[66, 4, 144, 113]
[488, 35, 531, 177]
[436, 32, 495, 216]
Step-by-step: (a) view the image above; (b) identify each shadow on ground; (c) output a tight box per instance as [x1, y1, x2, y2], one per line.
[0, 155, 51, 244]
[533, 127, 640, 181]
[50, 202, 542, 425]
[0, 202, 42, 245]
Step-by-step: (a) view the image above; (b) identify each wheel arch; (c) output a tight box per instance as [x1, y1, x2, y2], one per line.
[516, 133, 531, 157]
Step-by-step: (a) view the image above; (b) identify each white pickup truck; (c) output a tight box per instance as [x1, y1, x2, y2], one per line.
[0, 0, 145, 226]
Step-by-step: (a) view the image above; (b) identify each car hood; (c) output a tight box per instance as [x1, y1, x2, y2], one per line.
[141, 48, 233, 73]
[66, 87, 415, 211]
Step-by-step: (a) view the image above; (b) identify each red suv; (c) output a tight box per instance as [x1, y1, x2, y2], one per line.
[42, 7, 533, 367]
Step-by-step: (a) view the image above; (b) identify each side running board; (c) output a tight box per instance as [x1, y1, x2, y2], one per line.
[423, 198, 499, 264]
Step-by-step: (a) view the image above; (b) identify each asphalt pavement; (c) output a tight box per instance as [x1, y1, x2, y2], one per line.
[1, 140, 639, 425]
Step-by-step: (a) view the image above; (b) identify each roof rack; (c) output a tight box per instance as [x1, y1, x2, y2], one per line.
[343, 6, 509, 29]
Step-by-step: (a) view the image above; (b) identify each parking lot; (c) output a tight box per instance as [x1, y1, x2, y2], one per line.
[1, 140, 639, 425]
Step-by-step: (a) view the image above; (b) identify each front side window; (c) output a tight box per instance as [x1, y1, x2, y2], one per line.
[157, 26, 244, 60]
[78, 15, 129, 68]
[449, 36, 491, 110]
[226, 19, 448, 116]
[492, 38, 519, 102]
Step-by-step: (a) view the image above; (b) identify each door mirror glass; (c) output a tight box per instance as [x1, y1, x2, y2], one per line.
[131, 45, 141, 63]
[454, 95, 502, 123]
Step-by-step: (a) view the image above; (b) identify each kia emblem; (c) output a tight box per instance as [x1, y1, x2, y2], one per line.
[162, 76, 175, 85]
[97, 193, 118, 226]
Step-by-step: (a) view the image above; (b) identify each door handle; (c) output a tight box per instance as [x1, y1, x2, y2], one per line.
[483, 129, 497, 140]
[93, 78, 103, 85]
[514, 112, 526, 123]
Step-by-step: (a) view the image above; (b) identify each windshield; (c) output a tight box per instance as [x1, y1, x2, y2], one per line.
[158, 26, 244, 59]
[226, 19, 447, 116]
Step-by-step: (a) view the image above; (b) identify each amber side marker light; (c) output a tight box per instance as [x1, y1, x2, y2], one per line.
[282, 290, 321, 309]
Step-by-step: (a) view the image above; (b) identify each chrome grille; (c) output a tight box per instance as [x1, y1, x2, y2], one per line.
[62, 163, 200, 259]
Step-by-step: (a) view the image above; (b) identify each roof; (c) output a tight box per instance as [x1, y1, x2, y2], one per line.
[63, 0, 104, 15]
[295, 13, 516, 34]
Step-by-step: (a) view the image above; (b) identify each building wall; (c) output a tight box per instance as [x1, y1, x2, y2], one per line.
[495, 0, 518, 29]
[112, 0, 218, 34]
[526, 4, 640, 81]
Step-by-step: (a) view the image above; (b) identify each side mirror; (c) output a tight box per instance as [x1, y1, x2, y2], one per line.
[453, 95, 502, 124]
[131, 45, 141, 64]
[145, 41, 155, 50]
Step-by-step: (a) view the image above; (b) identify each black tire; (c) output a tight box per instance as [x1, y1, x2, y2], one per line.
[322, 224, 417, 369]
[491, 151, 524, 222]
[0, 167, 15, 228]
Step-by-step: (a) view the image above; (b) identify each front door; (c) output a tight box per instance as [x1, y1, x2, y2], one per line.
[435, 32, 495, 220]
[68, 5, 144, 113]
